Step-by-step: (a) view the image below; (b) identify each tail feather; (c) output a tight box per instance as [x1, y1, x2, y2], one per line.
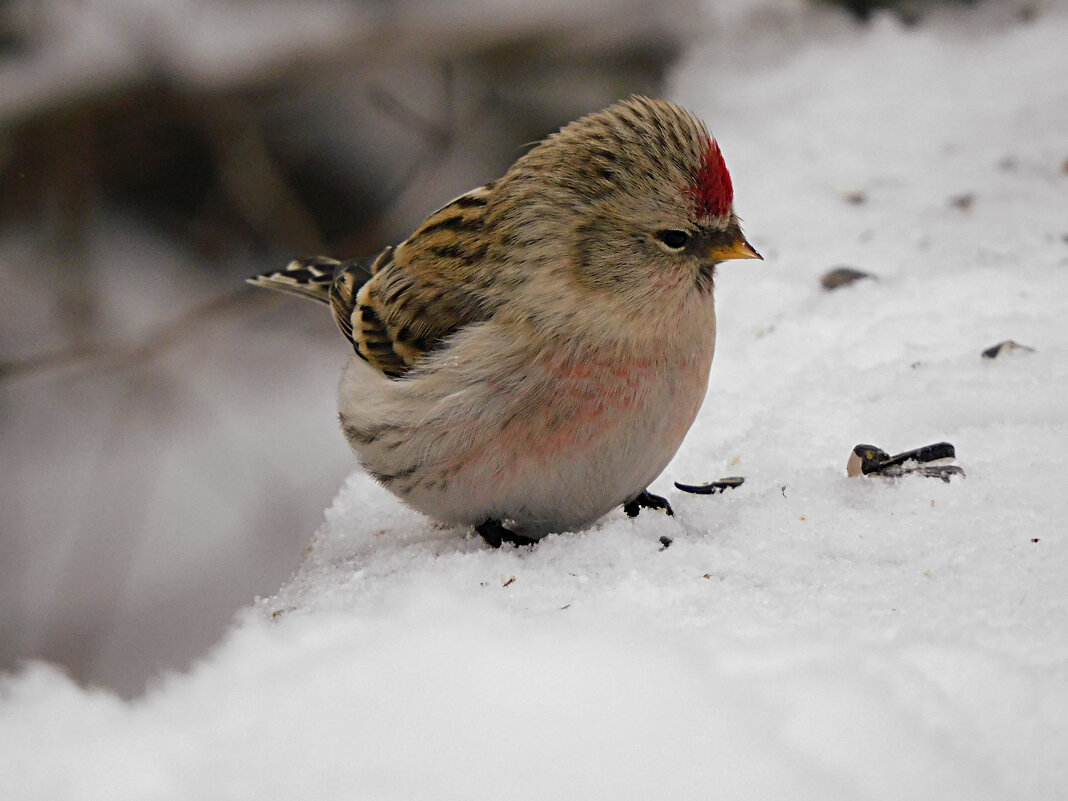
[248, 254, 380, 348]
[246, 257, 342, 304]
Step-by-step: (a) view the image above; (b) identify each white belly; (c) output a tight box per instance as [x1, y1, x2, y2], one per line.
[338, 308, 717, 536]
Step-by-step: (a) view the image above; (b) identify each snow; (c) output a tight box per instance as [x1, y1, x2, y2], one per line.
[3, 2, 1068, 798]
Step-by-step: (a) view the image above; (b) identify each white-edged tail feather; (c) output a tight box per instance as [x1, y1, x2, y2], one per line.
[246, 257, 341, 304]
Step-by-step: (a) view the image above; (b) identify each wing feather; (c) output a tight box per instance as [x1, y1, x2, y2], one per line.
[351, 184, 499, 378]
[250, 183, 500, 380]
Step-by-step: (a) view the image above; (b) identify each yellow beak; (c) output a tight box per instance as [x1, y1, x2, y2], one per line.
[709, 233, 762, 263]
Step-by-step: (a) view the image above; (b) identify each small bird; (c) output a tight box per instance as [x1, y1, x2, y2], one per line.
[249, 96, 760, 547]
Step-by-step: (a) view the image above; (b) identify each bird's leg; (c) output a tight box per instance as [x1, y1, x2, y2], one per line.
[475, 519, 538, 549]
[623, 490, 674, 518]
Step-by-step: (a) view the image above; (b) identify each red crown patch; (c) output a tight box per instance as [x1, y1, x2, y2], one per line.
[691, 139, 734, 219]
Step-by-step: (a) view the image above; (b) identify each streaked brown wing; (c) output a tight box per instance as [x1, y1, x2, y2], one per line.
[349, 184, 499, 378]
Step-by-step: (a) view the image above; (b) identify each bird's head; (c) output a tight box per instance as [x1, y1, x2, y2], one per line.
[494, 96, 760, 308]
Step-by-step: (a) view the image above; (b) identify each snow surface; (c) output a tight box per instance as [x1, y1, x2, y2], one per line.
[3, 3, 1068, 799]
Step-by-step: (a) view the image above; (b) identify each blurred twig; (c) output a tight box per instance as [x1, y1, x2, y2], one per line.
[0, 287, 284, 382]
[2, 66, 466, 386]
[198, 96, 327, 253]
[367, 61, 456, 208]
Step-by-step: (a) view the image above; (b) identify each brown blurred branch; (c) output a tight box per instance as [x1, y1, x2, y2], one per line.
[0, 287, 284, 383]
[198, 96, 328, 254]
[367, 61, 456, 207]
[0, 71, 464, 386]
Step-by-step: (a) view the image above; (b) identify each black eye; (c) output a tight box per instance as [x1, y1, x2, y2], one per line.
[657, 230, 689, 250]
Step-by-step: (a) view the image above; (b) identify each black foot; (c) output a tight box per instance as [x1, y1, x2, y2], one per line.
[623, 490, 674, 518]
[475, 519, 538, 549]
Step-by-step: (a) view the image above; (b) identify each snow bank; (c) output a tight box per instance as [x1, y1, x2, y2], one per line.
[3, 2, 1067, 798]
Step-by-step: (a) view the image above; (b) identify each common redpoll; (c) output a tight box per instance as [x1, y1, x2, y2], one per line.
[250, 96, 760, 547]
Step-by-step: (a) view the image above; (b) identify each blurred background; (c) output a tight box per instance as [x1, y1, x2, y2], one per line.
[1, 0, 975, 697]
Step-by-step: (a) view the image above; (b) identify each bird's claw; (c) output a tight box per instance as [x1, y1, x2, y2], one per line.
[475, 519, 537, 549]
[623, 490, 674, 518]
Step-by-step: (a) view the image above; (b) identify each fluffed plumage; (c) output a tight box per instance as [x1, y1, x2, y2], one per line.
[249, 96, 760, 543]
